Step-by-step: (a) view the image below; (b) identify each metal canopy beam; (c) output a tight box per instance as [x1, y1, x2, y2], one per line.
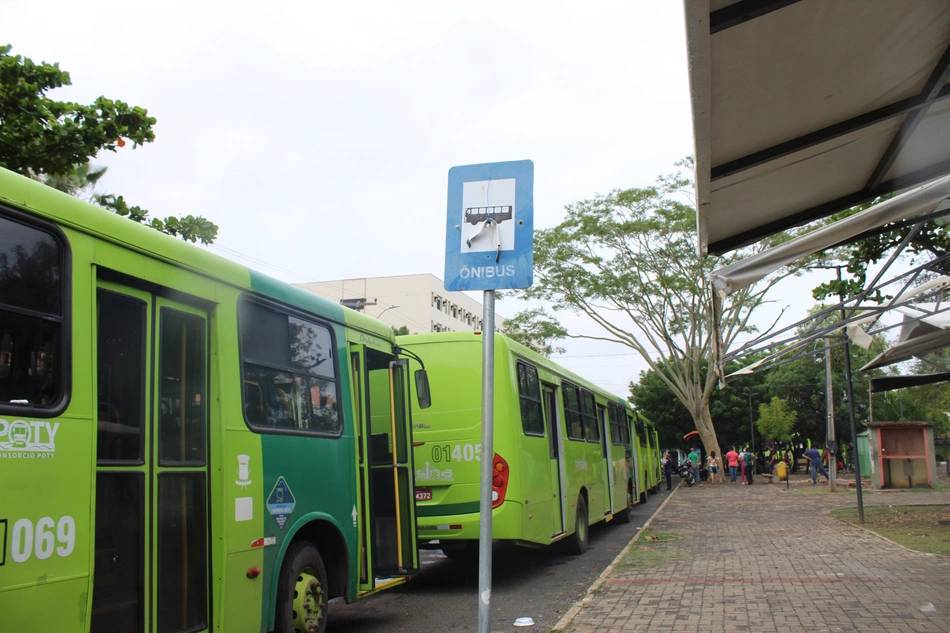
[710, 84, 950, 183]
[709, 0, 803, 35]
[866, 42, 950, 191]
[708, 157, 950, 254]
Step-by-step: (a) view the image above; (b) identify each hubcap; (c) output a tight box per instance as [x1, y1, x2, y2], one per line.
[292, 568, 324, 633]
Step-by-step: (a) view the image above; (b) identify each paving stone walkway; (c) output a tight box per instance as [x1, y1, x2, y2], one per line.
[556, 476, 950, 633]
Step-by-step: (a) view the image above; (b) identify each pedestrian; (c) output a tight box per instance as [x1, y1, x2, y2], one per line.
[743, 447, 754, 484]
[663, 452, 673, 491]
[687, 446, 701, 484]
[706, 451, 720, 485]
[725, 446, 740, 483]
[803, 446, 829, 485]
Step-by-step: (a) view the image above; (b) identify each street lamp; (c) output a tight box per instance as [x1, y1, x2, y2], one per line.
[376, 304, 399, 319]
[742, 390, 756, 456]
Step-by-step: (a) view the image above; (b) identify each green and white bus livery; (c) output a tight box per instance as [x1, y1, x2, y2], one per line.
[399, 332, 642, 556]
[0, 167, 427, 633]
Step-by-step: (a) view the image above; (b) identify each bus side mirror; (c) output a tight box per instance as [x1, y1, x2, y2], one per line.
[415, 369, 431, 409]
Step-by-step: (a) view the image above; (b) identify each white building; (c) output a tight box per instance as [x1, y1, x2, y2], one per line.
[294, 274, 505, 335]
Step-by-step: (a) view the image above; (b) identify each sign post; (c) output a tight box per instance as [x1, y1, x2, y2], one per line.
[445, 160, 533, 633]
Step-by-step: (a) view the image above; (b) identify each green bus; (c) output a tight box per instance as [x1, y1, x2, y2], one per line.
[633, 416, 662, 500]
[399, 332, 643, 556]
[0, 167, 427, 633]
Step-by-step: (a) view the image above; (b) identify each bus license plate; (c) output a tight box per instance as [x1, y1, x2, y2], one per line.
[415, 488, 432, 501]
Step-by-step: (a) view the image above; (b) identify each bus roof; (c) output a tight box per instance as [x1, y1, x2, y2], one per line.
[0, 167, 394, 341]
[397, 331, 635, 409]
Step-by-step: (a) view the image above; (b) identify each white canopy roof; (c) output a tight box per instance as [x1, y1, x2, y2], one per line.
[686, 0, 950, 256]
[710, 175, 950, 297]
[861, 303, 950, 370]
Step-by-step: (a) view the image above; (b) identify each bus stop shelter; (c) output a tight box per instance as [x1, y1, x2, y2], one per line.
[686, 0, 950, 257]
[685, 0, 950, 379]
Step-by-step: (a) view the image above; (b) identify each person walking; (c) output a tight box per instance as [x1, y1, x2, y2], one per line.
[687, 447, 701, 483]
[803, 446, 830, 485]
[725, 447, 740, 483]
[706, 451, 720, 485]
[663, 452, 673, 491]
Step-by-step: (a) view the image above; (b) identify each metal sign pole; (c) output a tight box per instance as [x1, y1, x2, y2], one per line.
[477, 290, 496, 633]
[838, 268, 864, 522]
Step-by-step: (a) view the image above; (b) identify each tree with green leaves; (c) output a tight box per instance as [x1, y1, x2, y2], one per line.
[809, 194, 948, 303]
[756, 396, 797, 443]
[508, 158, 804, 460]
[0, 44, 218, 243]
[501, 308, 565, 356]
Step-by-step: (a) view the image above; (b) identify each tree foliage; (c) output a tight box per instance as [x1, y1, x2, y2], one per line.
[501, 307, 566, 356]
[809, 194, 949, 302]
[510, 158, 804, 459]
[756, 397, 797, 443]
[0, 44, 218, 244]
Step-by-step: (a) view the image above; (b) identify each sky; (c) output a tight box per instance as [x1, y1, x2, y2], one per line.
[6, 0, 818, 399]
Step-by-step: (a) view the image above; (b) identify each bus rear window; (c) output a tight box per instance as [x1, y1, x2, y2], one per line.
[0, 214, 64, 409]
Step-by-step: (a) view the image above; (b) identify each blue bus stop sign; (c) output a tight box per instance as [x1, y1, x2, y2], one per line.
[444, 160, 534, 291]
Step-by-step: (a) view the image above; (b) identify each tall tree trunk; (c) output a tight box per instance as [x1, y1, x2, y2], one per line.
[690, 397, 722, 468]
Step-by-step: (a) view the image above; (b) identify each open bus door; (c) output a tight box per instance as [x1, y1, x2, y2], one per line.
[542, 384, 566, 538]
[351, 345, 419, 594]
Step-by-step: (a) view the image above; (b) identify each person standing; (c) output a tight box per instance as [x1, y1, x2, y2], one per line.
[743, 447, 754, 484]
[706, 451, 720, 485]
[803, 446, 829, 485]
[663, 452, 674, 491]
[687, 447, 701, 483]
[725, 447, 740, 483]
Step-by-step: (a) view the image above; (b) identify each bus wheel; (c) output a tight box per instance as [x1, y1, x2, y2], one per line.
[275, 542, 328, 633]
[568, 495, 589, 555]
[614, 486, 633, 524]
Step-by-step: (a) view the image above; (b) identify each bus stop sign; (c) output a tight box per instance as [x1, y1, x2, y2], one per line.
[444, 160, 534, 291]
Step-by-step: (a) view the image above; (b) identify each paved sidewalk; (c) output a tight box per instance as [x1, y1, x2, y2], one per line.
[556, 476, 950, 633]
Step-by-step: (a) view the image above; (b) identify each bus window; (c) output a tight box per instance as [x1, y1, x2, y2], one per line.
[516, 360, 544, 436]
[562, 382, 584, 441]
[240, 298, 341, 435]
[581, 391, 599, 443]
[0, 214, 64, 409]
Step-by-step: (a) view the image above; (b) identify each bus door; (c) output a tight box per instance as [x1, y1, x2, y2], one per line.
[92, 283, 210, 633]
[597, 404, 613, 517]
[541, 385, 565, 537]
[351, 345, 418, 592]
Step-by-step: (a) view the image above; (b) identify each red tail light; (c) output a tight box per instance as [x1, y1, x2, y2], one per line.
[492, 453, 509, 508]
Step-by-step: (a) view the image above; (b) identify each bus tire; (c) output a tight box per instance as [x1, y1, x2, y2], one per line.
[614, 484, 634, 524]
[275, 542, 328, 633]
[568, 495, 589, 555]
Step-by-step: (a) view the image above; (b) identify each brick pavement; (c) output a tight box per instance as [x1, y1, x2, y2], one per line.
[555, 476, 950, 633]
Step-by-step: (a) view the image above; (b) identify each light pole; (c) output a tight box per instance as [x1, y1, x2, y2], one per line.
[376, 304, 399, 319]
[743, 390, 756, 456]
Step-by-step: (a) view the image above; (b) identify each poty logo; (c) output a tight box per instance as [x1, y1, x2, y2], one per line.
[0, 418, 59, 457]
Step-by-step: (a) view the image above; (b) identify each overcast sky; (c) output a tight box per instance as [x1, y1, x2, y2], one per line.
[8, 1, 823, 399]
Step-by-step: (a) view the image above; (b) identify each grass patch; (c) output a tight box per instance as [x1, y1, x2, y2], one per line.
[832, 505, 950, 556]
[613, 530, 685, 571]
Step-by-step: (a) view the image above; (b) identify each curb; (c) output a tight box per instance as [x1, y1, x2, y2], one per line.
[551, 482, 681, 631]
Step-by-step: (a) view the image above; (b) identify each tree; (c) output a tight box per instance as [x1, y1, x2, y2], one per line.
[756, 397, 797, 443]
[510, 158, 803, 460]
[809, 195, 949, 303]
[0, 44, 218, 244]
[501, 308, 565, 356]
[631, 357, 769, 452]
[392, 325, 410, 336]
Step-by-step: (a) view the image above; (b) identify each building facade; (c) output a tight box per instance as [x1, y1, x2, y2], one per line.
[294, 274, 505, 335]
